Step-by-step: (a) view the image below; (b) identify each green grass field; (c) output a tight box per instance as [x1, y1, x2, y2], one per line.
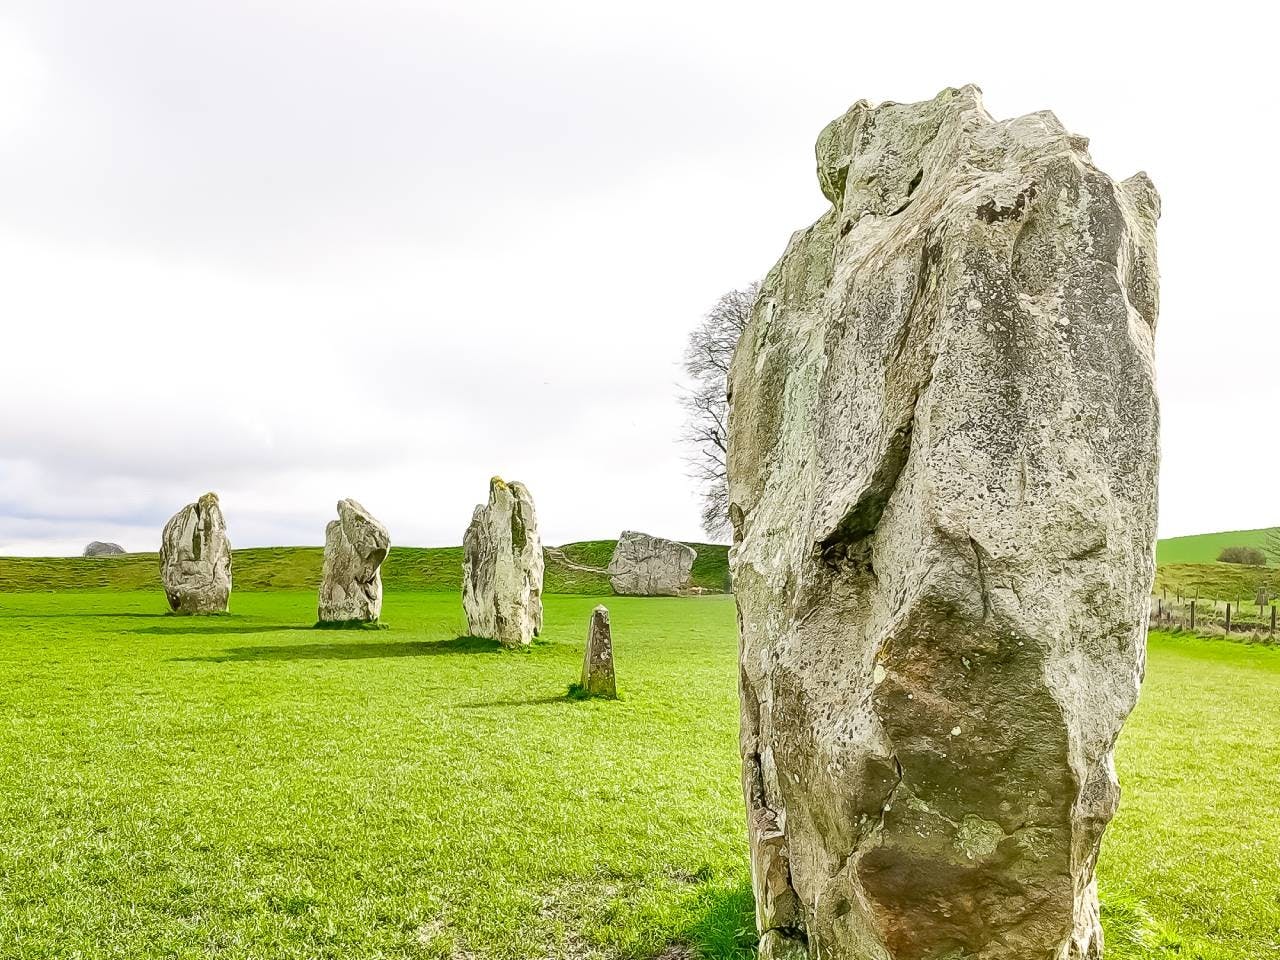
[0, 588, 1275, 959]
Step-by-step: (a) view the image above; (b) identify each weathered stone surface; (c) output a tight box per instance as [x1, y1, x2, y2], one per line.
[317, 498, 390, 623]
[83, 541, 125, 557]
[580, 604, 617, 698]
[160, 492, 232, 614]
[728, 86, 1159, 960]
[462, 477, 544, 648]
[607, 531, 696, 596]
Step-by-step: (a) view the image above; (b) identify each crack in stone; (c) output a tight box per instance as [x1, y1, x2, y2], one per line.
[969, 536, 991, 621]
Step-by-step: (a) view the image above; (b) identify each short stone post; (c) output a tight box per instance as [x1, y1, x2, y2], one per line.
[579, 605, 617, 698]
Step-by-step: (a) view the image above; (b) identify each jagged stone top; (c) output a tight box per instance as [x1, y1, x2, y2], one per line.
[334, 497, 389, 551]
[813, 85, 1157, 228]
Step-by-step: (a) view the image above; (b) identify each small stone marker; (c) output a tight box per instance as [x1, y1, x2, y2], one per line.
[580, 604, 616, 698]
[159, 492, 232, 614]
[317, 498, 390, 624]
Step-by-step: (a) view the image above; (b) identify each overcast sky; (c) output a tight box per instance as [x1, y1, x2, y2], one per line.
[0, 0, 1275, 555]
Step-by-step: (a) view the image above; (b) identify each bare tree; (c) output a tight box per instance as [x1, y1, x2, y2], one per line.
[681, 283, 759, 539]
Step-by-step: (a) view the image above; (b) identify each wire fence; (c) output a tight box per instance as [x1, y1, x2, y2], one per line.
[1149, 593, 1277, 641]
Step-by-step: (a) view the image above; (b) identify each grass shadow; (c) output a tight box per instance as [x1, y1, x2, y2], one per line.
[453, 694, 573, 708]
[131, 624, 316, 636]
[0, 611, 171, 620]
[174, 634, 502, 663]
[678, 879, 757, 960]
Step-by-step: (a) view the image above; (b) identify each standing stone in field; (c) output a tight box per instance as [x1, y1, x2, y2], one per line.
[728, 85, 1160, 960]
[607, 531, 696, 596]
[159, 492, 233, 614]
[317, 498, 390, 624]
[579, 604, 617, 698]
[462, 477, 544, 648]
[83, 541, 125, 557]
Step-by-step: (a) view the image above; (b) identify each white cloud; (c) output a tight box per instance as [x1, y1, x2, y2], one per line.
[0, 0, 1276, 553]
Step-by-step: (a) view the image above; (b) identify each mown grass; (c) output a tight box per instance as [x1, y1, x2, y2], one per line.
[0, 540, 731, 597]
[1100, 632, 1280, 957]
[0, 590, 1274, 959]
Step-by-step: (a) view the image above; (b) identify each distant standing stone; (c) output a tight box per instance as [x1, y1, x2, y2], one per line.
[83, 541, 125, 557]
[159, 492, 232, 614]
[607, 531, 696, 596]
[317, 498, 390, 623]
[580, 604, 616, 698]
[462, 477, 544, 648]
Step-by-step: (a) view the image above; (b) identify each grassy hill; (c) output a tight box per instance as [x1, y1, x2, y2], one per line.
[1156, 528, 1275, 565]
[9, 527, 1279, 606]
[0, 540, 731, 596]
[1152, 528, 1280, 605]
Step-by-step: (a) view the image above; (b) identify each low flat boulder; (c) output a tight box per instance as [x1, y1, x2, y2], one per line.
[607, 531, 696, 596]
[83, 541, 125, 557]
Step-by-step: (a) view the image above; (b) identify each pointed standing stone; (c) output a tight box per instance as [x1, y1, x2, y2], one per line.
[728, 87, 1159, 960]
[159, 492, 232, 614]
[317, 498, 390, 624]
[462, 477, 544, 648]
[580, 604, 616, 698]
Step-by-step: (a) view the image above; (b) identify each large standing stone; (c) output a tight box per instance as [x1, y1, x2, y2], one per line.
[728, 86, 1159, 960]
[159, 492, 233, 614]
[607, 531, 696, 596]
[462, 477, 544, 648]
[579, 604, 617, 698]
[83, 541, 125, 557]
[317, 498, 390, 624]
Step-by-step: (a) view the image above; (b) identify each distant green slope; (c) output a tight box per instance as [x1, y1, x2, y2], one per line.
[0, 540, 731, 596]
[1156, 528, 1276, 566]
[1154, 562, 1280, 604]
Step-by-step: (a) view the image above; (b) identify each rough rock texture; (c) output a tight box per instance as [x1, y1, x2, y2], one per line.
[83, 541, 125, 557]
[580, 604, 617, 698]
[462, 477, 544, 648]
[607, 531, 696, 596]
[160, 492, 233, 614]
[727, 86, 1159, 960]
[317, 498, 390, 623]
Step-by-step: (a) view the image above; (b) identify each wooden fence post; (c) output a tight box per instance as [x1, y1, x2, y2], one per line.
[1190, 599, 1196, 631]
[1225, 603, 1232, 634]
[1271, 605, 1276, 639]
